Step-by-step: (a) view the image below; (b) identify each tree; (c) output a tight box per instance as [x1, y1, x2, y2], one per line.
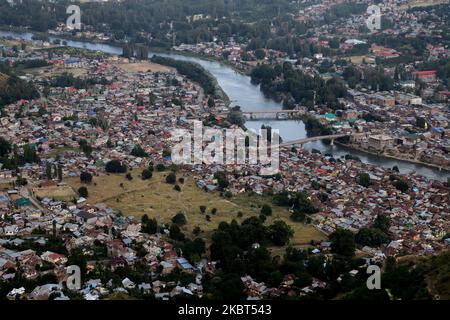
[57, 165, 63, 181]
[255, 48, 266, 60]
[393, 179, 409, 192]
[330, 229, 356, 257]
[105, 160, 127, 173]
[141, 169, 153, 180]
[214, 171, 229, 190]
[78, 139, 93, 157]
[226, 106, 245, 127]
[260, 204, 272, 216]
[166, 172, 176, 184]
[156, 163, 166, 171]
[373, 215, 391, 233]
[172, 212, 187, 226]
[415, 117, 426, 129]
[207, 96, 215, 108]
[78, 186, 88, 198]
[46, 163, 52, 180]
[0, 137, 11, 157]
[355, 227, 389, 247]
[206, 273, 245, 300]
[80, 171, 93, 183]
[169, 224, 185, 241]
[358, 172, 371, 188]
[23, 144, 38, 163]
[130, 144, 148, 157]
[141, 214, 158, 234]
[182, 238, 206, 262]
[269, 220, 293, 246]
[67, 248, 87, 277]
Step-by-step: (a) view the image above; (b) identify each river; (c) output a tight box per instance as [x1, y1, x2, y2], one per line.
[0, 30, 448, 182]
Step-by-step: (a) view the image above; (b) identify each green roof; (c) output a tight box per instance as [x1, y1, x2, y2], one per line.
[324, 113, 337, 119]
[15, 197, 32, 207]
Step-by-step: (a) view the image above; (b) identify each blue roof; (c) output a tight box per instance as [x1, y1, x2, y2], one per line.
[176, 258, 193, 269]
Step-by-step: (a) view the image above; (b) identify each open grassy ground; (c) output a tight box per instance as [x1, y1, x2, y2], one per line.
[33, 185, 78, 201]
[117, 61, 174, 73]
[398, 0, 449, 9]
[47, 146, 80, 157]
[66, 170, 326, 247]
[347, 55, 376, 64]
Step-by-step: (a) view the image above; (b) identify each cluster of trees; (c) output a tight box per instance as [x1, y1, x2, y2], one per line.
[0, 64, 39, 108]
[273, 191, 318, 222]
[78, 139, 93, 157]
[225, 106, 245, 127]
[151, 56, 216, 96]
[250, 62, 347, 108]
[13, 59, 50, 70]
[389, 175, 409, 193]
[49, 73, 110, 89]
[355, 215, 391, 247]
[130, 144, 148, 158]
[141, 214, 158, 234]
[122, 44, 149, 60]
[0, 141, 39, 170]
[210, 217, 293, 283]
[303, 115, 333, 137]
[0, 0, 298, 46]
[45, 162, 63, 181]
[343, 66, 394, 91]
[105, 160, 127, 173]
[213, 171, 229, 190]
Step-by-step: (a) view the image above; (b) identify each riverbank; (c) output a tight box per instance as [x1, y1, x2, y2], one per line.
[164, 49, 251, 76]
[335, 141, 450, 173]
[150, 55, 230, 106]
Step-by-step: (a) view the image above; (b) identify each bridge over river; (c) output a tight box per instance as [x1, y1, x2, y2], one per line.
[279, 132, 366, 147]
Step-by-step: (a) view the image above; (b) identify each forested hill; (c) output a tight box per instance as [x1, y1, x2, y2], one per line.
[0, 0, 296, 41]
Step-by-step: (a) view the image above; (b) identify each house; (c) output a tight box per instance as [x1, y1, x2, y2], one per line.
[368, 134, 394, 151]
[40, 251, 68, 266]
[413, 70, 437, 82]
[76, 211, 97, 224]
[106, 239, 126, 257]
[0, 257, 16, 272]
[3, 225, 19, 236]
[395, 93, 422, 106]
[176, 257, 194, 273]
[15, 197, 32, 208]
[110, 256, 127, 271]
[28, 284, 62, 300]
[122, 278, 135, 289]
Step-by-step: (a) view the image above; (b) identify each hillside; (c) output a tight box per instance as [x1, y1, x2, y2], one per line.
[419, 251, 450, 299]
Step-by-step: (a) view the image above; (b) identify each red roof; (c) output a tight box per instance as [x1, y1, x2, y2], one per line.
[414, 70, 437, 76]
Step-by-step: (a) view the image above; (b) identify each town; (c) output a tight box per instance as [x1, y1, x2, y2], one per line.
[0, 0, 449, 302]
